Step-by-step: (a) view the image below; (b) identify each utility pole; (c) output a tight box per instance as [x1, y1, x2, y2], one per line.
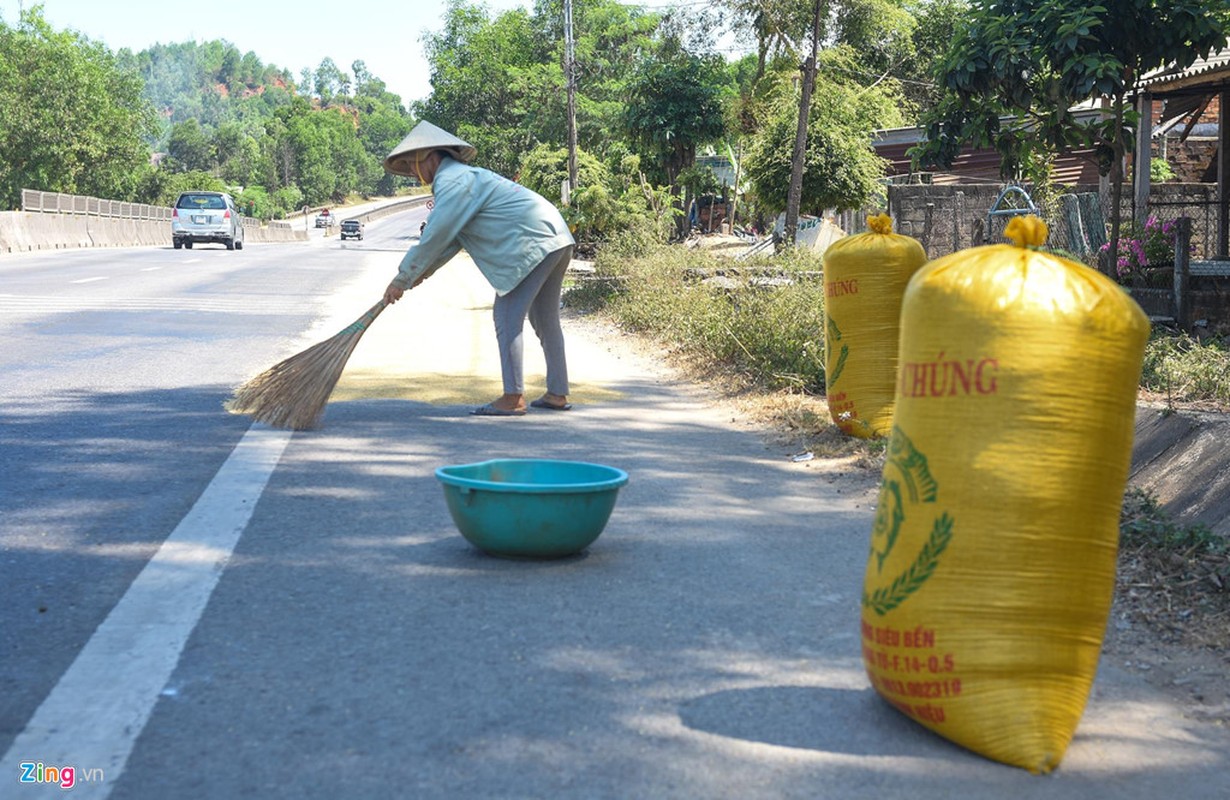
[784, 0, 821, 248]
[564, 0, 579, 197]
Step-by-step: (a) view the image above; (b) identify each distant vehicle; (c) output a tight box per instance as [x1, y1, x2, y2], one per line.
[340, 219, 364, 241]
[171, 191, 244, 251]
[315, 209, 333, 228]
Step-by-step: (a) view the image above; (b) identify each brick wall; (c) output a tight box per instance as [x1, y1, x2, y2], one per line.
[1156, 139, 1219, 183]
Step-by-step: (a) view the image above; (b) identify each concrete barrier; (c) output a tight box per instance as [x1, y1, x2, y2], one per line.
[0, 211, 101, 252]
[247, 223, 307, 244]
[351, 196, 431, 224]
[0, 211, 34, 252]
[0, 210, 307, 252]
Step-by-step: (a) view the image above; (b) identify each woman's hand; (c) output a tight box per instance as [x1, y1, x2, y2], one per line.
[383, 283, 405, 304]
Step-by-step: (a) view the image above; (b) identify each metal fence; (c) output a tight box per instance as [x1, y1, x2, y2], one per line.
[21, 189, 172, 221]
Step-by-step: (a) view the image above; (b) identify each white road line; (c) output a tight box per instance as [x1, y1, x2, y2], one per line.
[70, 276, 108, 284]
[140, 267, 161, 272]
[0, 425, 292, 799]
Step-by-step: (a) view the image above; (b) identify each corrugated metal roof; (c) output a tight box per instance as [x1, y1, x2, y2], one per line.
[872, 140, 1101, 186]
[1138, 49, 1230, 92]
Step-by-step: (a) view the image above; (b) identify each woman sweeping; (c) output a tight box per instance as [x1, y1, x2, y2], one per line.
[382, 121, 576, 416]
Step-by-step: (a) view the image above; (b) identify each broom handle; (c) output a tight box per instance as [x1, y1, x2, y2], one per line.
[336, 299, 389, 337]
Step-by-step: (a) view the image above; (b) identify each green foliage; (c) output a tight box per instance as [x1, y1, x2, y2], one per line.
[519, 144, 674, 247]
[743, 63, 897, 214]
[574, 244, 828, 392]
[0, 7, 158, 208]
[1120, 487, 1225, 555]
[127, 39, 298, 140]
[1141, 330, 1230, 406]
[166, 118, 215, 172]
[897, 0, 967, 115]
[623, 47, 728, 189]
[214, 121, 263, 187]
[233, 185, 272, 220]
[0, 7, 410, 217]
[915, 0, 1230, 178]
[415, 1, 548, 177]
[563, 0, 660, 151]
[1150, 158, 1176, 183]
[124, 35, 409, 210]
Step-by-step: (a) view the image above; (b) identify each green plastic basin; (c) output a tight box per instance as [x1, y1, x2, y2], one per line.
[435, 459, 629, 558]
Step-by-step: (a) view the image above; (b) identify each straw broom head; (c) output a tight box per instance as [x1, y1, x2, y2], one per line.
[226, 300, 387, 430]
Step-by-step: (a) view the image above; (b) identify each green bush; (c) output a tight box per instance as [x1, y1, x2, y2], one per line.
[1120, 486, 1224, 554]
[572, 245, 1230, 408]
[520, 145, 675, 248]
[1142, 330, 1230, 405]
[572, 243, 827, 392]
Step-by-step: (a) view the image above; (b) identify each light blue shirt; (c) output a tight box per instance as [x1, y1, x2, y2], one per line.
[392, 157, 575, 295]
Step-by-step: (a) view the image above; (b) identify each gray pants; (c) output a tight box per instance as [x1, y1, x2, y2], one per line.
[492, 245, 573, 396]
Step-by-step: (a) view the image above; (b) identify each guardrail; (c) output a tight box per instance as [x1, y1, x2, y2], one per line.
[22, 189, 298, 231]
[21, 189, 172, 221]
[346, 195, 433, 224]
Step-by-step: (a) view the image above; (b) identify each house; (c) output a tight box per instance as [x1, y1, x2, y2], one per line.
[1134, 49, 1230, 258]
[871, 121, 1103, 186]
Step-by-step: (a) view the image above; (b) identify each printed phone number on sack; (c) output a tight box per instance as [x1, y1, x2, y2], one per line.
[869, 671, 963, 700]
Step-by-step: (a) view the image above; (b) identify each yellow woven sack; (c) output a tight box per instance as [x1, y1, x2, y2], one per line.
[860, 216, 1149, 773]
[823, 214, 927, 437]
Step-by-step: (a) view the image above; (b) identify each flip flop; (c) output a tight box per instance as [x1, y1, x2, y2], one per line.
[530, 398, 573, 411]
[470, 403, 526, 417]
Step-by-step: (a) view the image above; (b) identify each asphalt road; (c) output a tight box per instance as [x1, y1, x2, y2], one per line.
[2, 210, 1229, 798]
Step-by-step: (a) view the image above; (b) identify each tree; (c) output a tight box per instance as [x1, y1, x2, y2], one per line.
[913, 0, 1230, 272]
[214, 121, 261, 186]
[415, 1, 546, 176]
[166, 119, 215, 173]
[416, 0, 665, 178]
[0, 6, 157, 207]
[744, 48, 904, 216]
[724, 0, 813, 85]
[553, 0, 659, 159]
[313, 57, 348, 104]
[624, 44, 727, 237]
[519, 143, 675, 244]
[724, 0, 920, 241]
[898, 0, 967, 114]
[784, 0, 822, 245]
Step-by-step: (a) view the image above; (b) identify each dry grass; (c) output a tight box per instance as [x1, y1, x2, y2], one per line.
[1116, 487, 1230, 652]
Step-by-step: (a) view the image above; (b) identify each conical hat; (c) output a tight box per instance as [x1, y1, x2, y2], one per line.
[384, 121, 477, 175]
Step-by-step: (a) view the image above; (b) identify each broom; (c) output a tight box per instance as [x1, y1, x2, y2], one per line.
[226, 299, 388, 430]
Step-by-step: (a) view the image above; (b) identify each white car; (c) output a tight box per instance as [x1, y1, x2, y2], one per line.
[171, 191, 245, 250]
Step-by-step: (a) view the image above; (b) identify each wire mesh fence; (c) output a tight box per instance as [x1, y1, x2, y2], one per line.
[1142, 199, 1222, 261]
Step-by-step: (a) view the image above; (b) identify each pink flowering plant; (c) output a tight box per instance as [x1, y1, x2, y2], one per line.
[1100, 216, 1192, 286]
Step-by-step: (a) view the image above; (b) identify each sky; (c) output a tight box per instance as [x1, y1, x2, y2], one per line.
[0, 0, 545, 105]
